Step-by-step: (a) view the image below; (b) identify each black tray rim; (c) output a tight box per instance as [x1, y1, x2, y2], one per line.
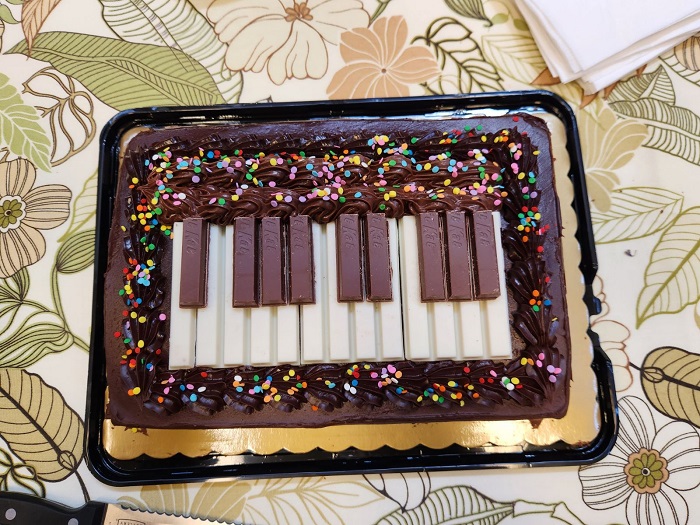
[86, 90, 618, 486]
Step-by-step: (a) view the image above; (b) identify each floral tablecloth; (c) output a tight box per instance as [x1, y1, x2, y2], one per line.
[1, 1, 700, 524]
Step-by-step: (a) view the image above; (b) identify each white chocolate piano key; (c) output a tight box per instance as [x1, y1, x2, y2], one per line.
[250, 306, 273, 365]
[301, 221, 326, 363]
[353, 301, 376, 361]
[399, 216, 431, 360]
[275, 304, 300, 364]
[223, 225, 249, 366]
[325, 221, 351, 361]
[378, 219, 403, 360]
[456, 300, 485, 359]
[484, 212, 512, 360]
[432, 301, 457, 359]
[194, 224, 225, 368]
[168, 221, 196, 369]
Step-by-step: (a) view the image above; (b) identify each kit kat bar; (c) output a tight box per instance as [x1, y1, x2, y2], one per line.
[445, 210, 473, 300]
[179, 218, 209, 308]
[336, 214, 364, 302]
[364, 213, 392, 301]
[260, 217, 286, 305]
[232, 217, 258, 307]
[417, 212, 446, 301]
[471, 210, 500, 299]
[288, 215, 314, 304]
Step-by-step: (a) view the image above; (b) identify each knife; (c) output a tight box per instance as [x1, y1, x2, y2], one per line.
[0, 492, 226, 524]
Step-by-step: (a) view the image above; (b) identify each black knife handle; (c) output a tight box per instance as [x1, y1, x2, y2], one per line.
[0, 492, 106, 525]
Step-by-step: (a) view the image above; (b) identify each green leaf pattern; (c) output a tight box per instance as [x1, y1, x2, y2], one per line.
[607, 66, 676, 104]
[444, 0, 491, 25]
[481, 34, 544, 84]
[0, 73, 51, 172]
[100, 0, 243, 103]
[480, 33, 582, 104]
[120, 479, 590, 525]
[376, 486, 512, 525]
[121, 478, 383, 525]
[8, 32, 225, 110]
[413, 17, 503, 94]
[639, 346, 700, 428]
[637, 207, 700, 327]
[0, 447, 45, 497]
[55, 230, 95, 274]
[0, 369, 84, 482]
[610, 66, 700, 165]
[0, 311, 73, 367]
[662, 46, 700, 86]
[611, 97, 700, 165]
[0, 268, 28, 320]
[591, 187, 683, 243]
[0, 6, 19, 25]
[57, 169, 97, 242]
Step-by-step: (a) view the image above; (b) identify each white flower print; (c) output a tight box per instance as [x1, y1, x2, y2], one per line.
[0, 158, 70, 278]
[579, 396, 700, 525]
[207, 0, 369, 85]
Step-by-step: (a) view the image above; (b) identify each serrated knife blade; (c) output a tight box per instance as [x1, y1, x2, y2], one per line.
[0, 492, 226, 525]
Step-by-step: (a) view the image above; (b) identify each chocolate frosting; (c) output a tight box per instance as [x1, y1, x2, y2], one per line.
[104, 115, 571, 429]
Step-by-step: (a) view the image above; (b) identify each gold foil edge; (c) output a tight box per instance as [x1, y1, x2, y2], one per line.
[103, 112, 599, 460]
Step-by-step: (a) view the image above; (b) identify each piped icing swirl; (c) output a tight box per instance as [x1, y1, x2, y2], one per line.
[137, 128, 516, 225]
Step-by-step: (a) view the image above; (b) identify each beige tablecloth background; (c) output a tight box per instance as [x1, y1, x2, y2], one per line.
[1, 1, 699, 524]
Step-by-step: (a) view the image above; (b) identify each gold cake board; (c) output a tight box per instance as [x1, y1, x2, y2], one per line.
[103, 113, 600, 459]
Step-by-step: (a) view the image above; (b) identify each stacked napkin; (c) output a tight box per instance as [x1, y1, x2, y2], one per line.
[514, 0, 700, 93]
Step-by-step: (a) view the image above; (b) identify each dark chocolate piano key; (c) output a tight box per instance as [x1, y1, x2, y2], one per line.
[179, 218, 209, 308]
[336, 214, 364, 302]
[288, 215, 314, 304]
[364, 213, 392, 301]
[471, 210, 500, 299]
[260, 217, 286, 306]
[445, 210, 473, 301]
[416, 212, 446, 301]
[232, 217, 258, 307]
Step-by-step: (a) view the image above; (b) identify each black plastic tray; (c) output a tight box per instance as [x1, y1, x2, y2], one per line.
[86, 91, 617, 486]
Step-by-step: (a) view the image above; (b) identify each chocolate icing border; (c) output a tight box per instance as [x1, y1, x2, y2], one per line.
[104, 114, 570, 429]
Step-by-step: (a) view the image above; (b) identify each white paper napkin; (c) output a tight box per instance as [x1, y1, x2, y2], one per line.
[514, 0, 700, 93]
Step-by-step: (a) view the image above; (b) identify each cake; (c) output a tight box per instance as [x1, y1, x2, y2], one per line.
[104, 113, 570, 430]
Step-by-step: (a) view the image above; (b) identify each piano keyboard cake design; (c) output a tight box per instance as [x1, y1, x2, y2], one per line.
[105, 114, 570, 429]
